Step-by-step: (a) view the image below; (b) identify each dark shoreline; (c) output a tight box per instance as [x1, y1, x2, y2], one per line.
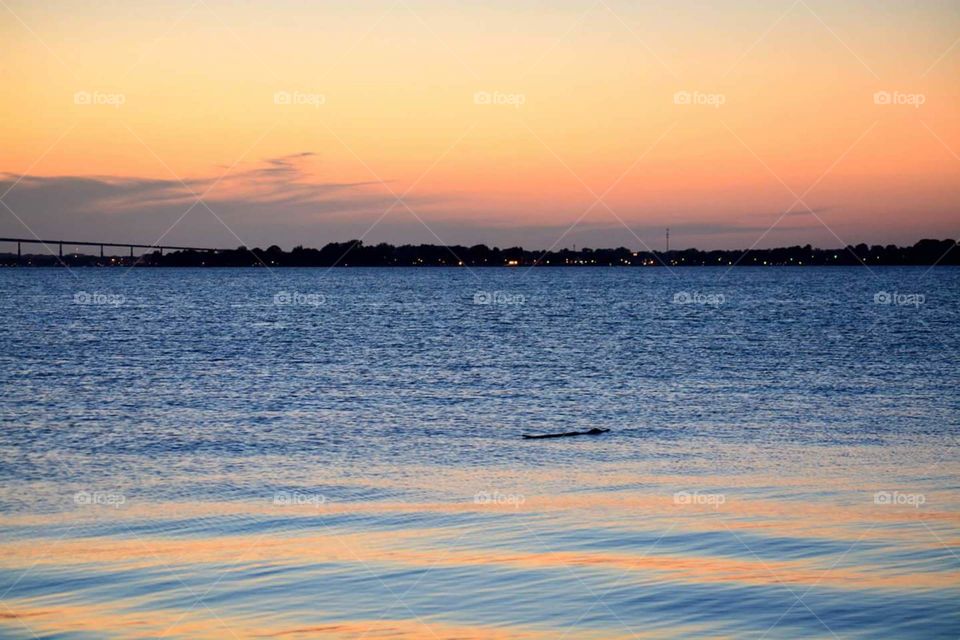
[2, 238, 957, 268]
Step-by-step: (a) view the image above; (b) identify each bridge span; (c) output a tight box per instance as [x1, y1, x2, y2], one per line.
[0, 236, 225, 260]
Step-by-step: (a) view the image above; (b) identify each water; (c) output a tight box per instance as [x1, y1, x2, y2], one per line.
[0, 266, 957, 639]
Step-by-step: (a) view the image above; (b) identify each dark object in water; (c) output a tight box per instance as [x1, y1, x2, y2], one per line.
[522, 427, 610, 440]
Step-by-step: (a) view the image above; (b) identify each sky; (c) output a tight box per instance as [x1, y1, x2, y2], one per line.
[1, 0, 958, 251]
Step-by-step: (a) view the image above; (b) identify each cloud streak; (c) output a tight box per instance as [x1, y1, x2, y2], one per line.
[0, 153, 429, 247]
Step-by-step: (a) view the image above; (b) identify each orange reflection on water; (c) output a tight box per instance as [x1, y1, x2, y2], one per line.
[0, 599, 553, 640]
[1, 521, 955, 592]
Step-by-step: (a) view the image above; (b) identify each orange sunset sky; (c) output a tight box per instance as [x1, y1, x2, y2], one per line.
[1, 0, 958, 250]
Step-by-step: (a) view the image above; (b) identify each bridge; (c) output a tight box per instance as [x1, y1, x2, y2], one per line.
[0, 236, 224, 259]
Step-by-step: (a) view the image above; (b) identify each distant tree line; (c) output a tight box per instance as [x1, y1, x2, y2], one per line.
[4, 238, 958, 267]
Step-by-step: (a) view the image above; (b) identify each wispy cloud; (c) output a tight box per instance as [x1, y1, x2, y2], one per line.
[0, 153, 426, 246]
